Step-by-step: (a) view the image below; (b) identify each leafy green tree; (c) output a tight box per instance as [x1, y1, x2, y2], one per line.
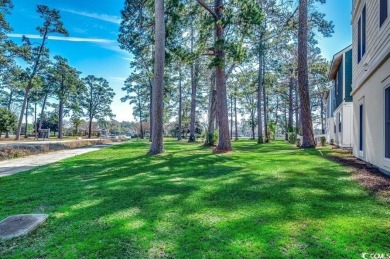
[196, 0, 262, 151]
[15, 5, 68, 140]
[82, 75, 115, 139]
[70, 115, 83, 136]
[0, 107, 17, 138]
[121, 72, 150, 139]
[50, 55, 82, 139]
[38, 109, 59, 137]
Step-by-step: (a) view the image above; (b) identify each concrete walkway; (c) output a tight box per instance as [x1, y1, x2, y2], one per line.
[0, 142, 127, 177]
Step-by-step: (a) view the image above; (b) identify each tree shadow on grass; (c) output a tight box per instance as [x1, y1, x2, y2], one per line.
[0, 140, 389, 258]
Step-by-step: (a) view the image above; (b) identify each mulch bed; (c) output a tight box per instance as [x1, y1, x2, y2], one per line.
[324, 147, 390, 203]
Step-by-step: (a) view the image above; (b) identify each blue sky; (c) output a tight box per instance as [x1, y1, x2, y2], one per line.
[6, 0, 352, 122]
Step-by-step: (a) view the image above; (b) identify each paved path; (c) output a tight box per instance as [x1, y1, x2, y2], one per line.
[0, 142, 127, 177]
[0, 139, 104, 146]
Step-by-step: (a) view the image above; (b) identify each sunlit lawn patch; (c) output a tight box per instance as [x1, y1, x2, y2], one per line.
[0, 140, 389, 258]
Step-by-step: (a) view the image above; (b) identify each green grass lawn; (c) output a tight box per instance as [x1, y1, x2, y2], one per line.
[0, 140, 389, 258]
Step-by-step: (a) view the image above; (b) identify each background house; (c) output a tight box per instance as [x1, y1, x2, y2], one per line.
[325, 45, 353, 148]
[351, 0, 390, 174]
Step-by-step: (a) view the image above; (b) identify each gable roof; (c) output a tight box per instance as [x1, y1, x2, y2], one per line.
[328, 45, 352, 81]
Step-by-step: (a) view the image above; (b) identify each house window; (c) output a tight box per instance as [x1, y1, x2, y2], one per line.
[359, 104, 364, 151]
[358, 5, 367, 63]
[385, 88, 390, 158]
[380, 0, 389, 27]
[338, 113, 342, 132]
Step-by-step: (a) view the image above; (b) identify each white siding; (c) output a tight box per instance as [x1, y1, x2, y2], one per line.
[352, 58, 390, 172]
[352, 0, 390, 90]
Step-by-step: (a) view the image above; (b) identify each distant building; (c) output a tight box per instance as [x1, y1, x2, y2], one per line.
[324, 45, 353, 148]
[351, 0, 390, 173]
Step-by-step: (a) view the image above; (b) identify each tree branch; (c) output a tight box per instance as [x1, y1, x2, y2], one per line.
[225, 64, 236, 79]
[195, 0, 218, 20]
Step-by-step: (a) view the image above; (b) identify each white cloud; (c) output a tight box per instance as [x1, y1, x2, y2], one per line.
[61, 9, 121, 24]
[8, 33, 132, 59]
[8, 33, 115, 43]
[109, 76, 127, 83]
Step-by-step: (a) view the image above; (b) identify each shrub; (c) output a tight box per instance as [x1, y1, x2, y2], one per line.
[288, 132, 297, 144]
[330, 139, 334, 145]
[320, 137, 326, 146]
[208, 130, 218, 146]
[296, 138, 301, 147]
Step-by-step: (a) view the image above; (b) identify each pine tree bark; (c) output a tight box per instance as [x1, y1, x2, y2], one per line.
[15, 30, 48, 141]
[149, 0, 165, 154]
[88, 116, 93, 139]
[58, 99, 64, 139]
[58, 78, 65, 139]
[178, 68, 182, 141]
[38, 92, 48, 130]
[189, 63, 198, 142]
[320, 94, 325, 134]
[288, 69, 294, 133]
[24, 97, 29, 138]
[251, 109, 255, 140]
[230, 95, 233, 140]
[34, 102, 37, 139]
[139, 102, 144, 139]
[257, 45, 264, 144]
[214, 0, 232, 152]
[16, 87, 30, 140]
[295, 82, 300, 134]
[205, 71, 216, 146]
[298, 0, 315, 148]
[234, 95, 238, 141]
[263, 59, 269, 143]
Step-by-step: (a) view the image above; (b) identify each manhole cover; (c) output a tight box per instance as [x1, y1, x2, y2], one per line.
[0, 214, 48, 240]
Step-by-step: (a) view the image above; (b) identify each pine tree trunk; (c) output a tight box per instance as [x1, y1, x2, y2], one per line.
[214, 0, 231, 152]
[257, 46, 264, 144]
[205, 72, 216, 146]
[39, 92, 48, 130]
[275, 95, 279, 126]
[24, 98, 29, 138]
[295, 82, 300, 134]
[88, 117, 92, 139]
[234, 96, 238, 140]
[288, 70, 294, 132]
[15, 87, 30, 140]
[149, 0, 165, 154]
[178, 68, 182, 141]
[251, 109, 255, 140]
[58, 99, 64, 139]
[34, 102, 37, 139]
[139, 104, 144, 139]
[298, 0, 315, 148]
[149, 69, 153, 141]
[263, 62, 268, 143]
[7, 89, 13, 111]
[230, 95, 233, 140]
[284, 103, 288, 141]
[189, 63, 197, 142]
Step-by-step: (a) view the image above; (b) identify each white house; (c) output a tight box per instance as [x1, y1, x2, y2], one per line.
[324, 45, 353, 148]
[351, 0, 390, 173]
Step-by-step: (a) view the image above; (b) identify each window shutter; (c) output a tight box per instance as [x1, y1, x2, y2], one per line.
[359, 105, 363, 151]
[380, 0, 388, 27]
[385, 88, 390, 158]
[362, 5, 366, 57]
[358, 17, 362, 63]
